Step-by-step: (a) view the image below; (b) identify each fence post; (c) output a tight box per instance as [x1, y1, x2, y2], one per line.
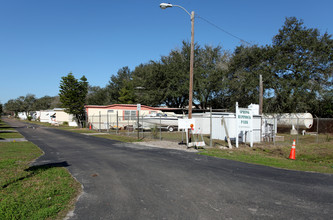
[142, 115, 144, 139]
[107, 112, 109, 133]
[296, 116, 299, 145]
[116, 111, 119, 135]
[159, 115, 162, 141]
[91, 115, 94, 131]
[99, 111, 101, 131]
[316, 116, 319, 143]
[209, 108, 213, 147]
[85, 111, 88, 128]
[137, 111, 140, 140]
[127, 116, 130, 136]
[273, 116, 277, 147]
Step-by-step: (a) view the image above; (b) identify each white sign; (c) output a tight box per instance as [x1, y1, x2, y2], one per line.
[236, 102, 253, 148]
[178, 119, 195, 130]
[137, 104, 141, 111]
[237, 108, 252, 131]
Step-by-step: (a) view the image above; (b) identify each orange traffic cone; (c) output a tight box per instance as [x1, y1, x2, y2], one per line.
[289, 139, 296, 160]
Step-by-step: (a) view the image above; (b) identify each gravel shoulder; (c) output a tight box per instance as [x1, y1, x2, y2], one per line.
[133, 140, 199, 152]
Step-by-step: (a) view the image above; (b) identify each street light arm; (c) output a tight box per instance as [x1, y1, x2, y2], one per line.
[172, 5, 192, 17]
[160, 3, 192, 17]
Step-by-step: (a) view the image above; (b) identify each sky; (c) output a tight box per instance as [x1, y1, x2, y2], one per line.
[1, 0, 333, 104]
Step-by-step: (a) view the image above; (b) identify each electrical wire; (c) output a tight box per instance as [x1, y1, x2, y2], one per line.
[196, 14, 253, 46]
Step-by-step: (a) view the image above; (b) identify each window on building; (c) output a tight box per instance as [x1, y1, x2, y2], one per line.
[131, 111, 136, 120]
[124, 110, 137, 120]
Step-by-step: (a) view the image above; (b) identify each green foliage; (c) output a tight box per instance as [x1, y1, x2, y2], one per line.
[223, 17, 333, 116]
[32, 95, 53, 110]
[118, 81, 136, 104]
[160, 41, 195, 108]
[86, 86, 108, 105]
[59, 72, 88, 126]
[150, 125, 159, 139]
[132, 62, 169, 106]
[4, 95, 61, 117]
[131, 41, 230, 109]
[194, 45, 230, 109]
[4, 94, 36, 118]
[267, 17, 333, 113]
[221, 45, 268, 110]
[20, 94, 36, 117]
[105, 66, 133, 104]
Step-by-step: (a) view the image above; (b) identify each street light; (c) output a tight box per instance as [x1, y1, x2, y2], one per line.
[159, 3, 173, 9]
[160, 3, 195, 119]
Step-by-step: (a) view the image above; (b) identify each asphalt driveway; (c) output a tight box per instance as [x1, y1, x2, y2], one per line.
[5, 119, 333, 219]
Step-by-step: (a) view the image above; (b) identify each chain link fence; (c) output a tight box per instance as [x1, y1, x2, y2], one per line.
[87, 113, 187, 143]
[261, 116, 333, 146]
[87, 112, 333, 147]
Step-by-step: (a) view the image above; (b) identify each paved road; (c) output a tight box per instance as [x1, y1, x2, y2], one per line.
[5, 119, 333, 219]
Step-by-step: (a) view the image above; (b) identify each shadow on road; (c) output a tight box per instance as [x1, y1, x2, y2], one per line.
[2, 161, 70, 189]
[26, 161, 71, 172]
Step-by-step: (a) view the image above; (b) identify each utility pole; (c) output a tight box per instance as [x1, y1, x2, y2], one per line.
[259, 75, 263, 115]
[188, 11, 194, 119]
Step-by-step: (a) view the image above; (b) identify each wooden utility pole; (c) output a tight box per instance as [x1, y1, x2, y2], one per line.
[188, 11, 195, 119]
[259, 75, 263, 115]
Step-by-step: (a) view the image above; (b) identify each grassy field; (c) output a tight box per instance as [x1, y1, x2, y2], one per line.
[0, 121, 81, 219]
[200, 137, 333, 173]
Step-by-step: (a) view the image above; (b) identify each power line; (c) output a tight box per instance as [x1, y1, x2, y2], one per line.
[196, 14, 253, 46]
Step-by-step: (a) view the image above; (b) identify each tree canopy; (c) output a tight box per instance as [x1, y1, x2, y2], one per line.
[59, 73, 88, 126]
[267, 17, 333, 113]
[3, 95, 61, 119]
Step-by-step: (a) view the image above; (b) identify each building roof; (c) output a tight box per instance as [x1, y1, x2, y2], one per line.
[85, 104, 160, 111]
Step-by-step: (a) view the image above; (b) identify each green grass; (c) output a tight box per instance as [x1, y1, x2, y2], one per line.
[0, 127, 14, 131]
[0, 121, 23, 139]
[199, 139, 333, 173]
[0, 139, 81, 219]
[0, 132, 24, 139]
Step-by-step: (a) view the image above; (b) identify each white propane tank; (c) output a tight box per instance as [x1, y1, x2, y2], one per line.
[268, 113, 313, 129]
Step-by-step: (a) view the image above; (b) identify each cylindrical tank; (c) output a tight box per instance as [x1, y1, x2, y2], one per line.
[277, 113, 313, 129]
[264, 113, 313, 129]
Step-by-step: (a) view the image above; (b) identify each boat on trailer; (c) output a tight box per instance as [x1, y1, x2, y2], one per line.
[142, 113, 182, 132]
